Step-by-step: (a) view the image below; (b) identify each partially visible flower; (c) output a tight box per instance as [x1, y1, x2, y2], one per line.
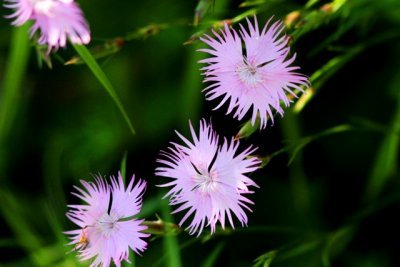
[65, 173, 149, 267]
[156, 119, 260, 236]
[4, 0, 90, 51]
[199, 16, 309, 129]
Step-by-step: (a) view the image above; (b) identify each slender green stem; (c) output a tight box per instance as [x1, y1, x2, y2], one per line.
[0, 25, 31, 180]
[180, 0, 230, 127]
[180, 43, 203, 126]
[281, 110, 310, 216]
[200, 242, 225, 267]
[160, 199, 182, 267]
[0, 25, 31, 143]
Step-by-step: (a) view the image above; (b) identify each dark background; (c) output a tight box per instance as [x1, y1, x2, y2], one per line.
[1, 0, 400, 266]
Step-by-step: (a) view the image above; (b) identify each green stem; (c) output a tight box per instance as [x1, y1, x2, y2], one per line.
[280, 110, 310, 216]
[160, 199, 182, 267]
[0, 25, 31, 179]
[180, 43, 203, 125]
[180, 0, 230, 127]
[0, 25, 30, 142]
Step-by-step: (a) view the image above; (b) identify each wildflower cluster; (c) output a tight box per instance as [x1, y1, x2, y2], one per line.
[3, 3, 309, 265]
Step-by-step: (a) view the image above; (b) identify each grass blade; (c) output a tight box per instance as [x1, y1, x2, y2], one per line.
[0, 189, 43, 264]
[364, 74, 400, 201]
[200, 242, 225, 267]
[72, 44, 135, 135]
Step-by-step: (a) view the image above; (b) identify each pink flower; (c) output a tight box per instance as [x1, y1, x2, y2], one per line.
[4, 0, 90, 51]
[156, 120, 260, 236]
[65, 173, 149, 267]
[199, 16, 309, 129]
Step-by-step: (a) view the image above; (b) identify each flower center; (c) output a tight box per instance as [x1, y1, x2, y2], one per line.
[236, 63, 262, 86]
[96, 213, 119, 238]
[193, 170, 218, 194]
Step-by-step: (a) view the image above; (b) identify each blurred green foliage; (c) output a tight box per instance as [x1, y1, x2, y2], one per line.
[1, 0, 400, 266]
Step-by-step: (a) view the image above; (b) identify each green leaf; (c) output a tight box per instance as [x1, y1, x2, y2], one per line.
[365, 128, 399, 200]
[253, 250, 278, 267]
[66, 38, 124, 65]
[72, 44, 136, 135]
[321, 226, 355, 267]
[239, 0, 267, 8]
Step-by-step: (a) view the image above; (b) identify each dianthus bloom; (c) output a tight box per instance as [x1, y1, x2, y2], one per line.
[65, 173, 149, 267]
[4, 0, 90, 51]
[156, 120, 261, 236]
[199, 16, 309, 129]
